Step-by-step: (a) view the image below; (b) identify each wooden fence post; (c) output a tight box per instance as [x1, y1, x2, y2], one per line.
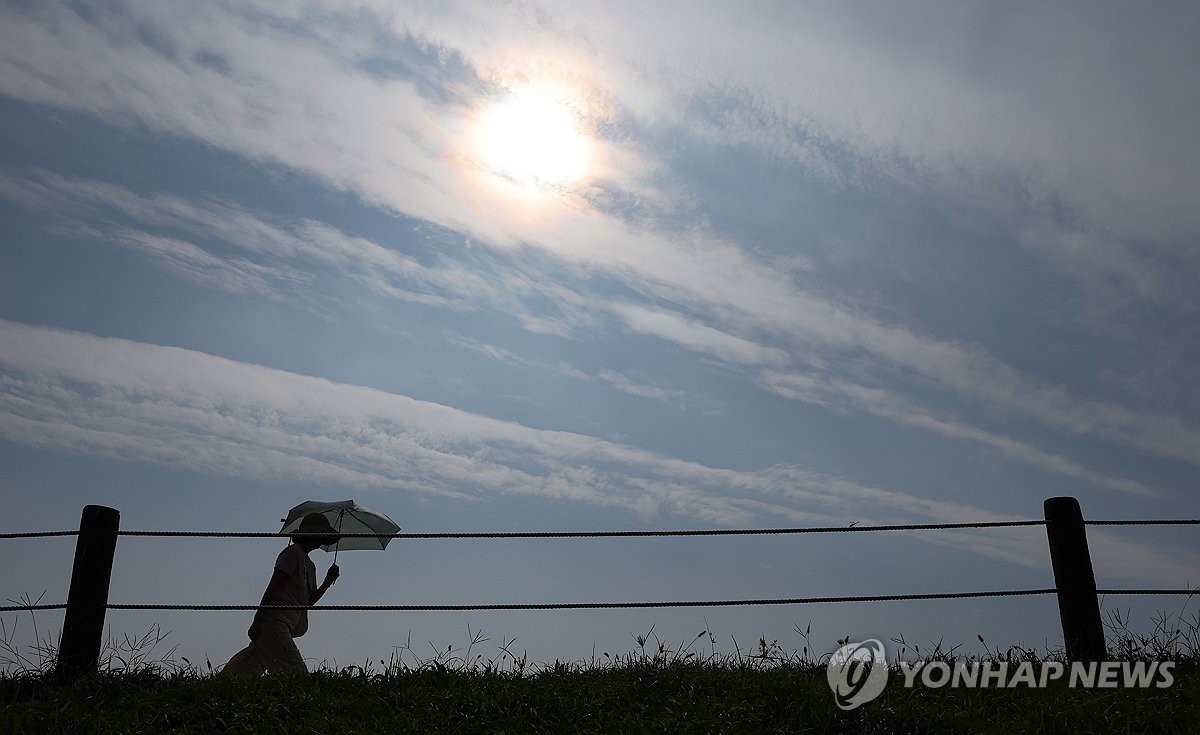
[1044, 496, 1106, 661]
[56, 505, 120, 680]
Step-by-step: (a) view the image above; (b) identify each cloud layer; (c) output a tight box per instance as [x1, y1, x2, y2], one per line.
[1, 319, 1193, 586]
[7, 4, 1192, 389]
[0, 167, 1174, 499]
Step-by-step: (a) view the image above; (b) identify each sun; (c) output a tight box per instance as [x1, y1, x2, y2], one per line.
[473, 84, 593, 187]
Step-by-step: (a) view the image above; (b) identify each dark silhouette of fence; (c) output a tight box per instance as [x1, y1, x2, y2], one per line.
[1, 497, 1196, 679]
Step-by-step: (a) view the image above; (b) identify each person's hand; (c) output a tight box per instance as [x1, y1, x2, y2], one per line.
[323, 564, 340, 587]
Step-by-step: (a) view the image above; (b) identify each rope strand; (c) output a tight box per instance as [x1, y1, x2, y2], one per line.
[110, 519, 1048, 539]
[102, 588, 1057, 611]
[6, 517, 1200, 540]
[7, 588, 1192, 613]
[1086, 520, 1200, 526]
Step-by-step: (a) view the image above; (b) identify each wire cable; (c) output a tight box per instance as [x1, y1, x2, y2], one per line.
[1096, 589, 1198, 596]
[110, 519, 1048, 539]
[1086, 520, 1200, 526]
[6, 517, 1199, 541]
[102, 589, 1057, 612]
[0, 604, 67, 612]
[14, 516, 1200, 540]
[0, 531, 78, 539]
[8, 589, 1195, 613]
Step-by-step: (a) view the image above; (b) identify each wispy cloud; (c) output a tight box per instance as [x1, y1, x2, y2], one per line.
[5, 0, 1198, 295]
[594, 368, 686, 404]
[1017, 220, 1200, 326]
[1, 318, 1190, 585]
[0, 319, 928, 526]
[446, 332, 698, 409]
[38, 216, 300, 302]
[7, 166, 1192, 495]
[0, 169, 491, 312]
[610, 302, 790, 368]
[761, 370, 1156, 497]
[3, 3, 1198, 493]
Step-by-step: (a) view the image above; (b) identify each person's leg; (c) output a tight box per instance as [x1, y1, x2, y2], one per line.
[253, 627, 308, 674]
[220, 641, 266, 676]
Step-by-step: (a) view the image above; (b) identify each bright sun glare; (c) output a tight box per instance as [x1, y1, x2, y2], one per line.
[474, 84, 593, 187]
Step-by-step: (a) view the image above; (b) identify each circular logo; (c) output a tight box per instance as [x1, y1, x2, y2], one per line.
[826, 639, 889, 710]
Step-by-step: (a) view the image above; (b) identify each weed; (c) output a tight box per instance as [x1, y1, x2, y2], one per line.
[0, 593, 57, 673]
[1, 592, 191, 677]
[4, 602, 1200, 732]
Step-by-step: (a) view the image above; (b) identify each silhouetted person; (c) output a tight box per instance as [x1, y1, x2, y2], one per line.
[221, 513, 340, 674]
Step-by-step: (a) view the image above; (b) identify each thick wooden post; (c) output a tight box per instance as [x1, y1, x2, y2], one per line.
[56, 505, 120, 680]
[1044, 497, 1106, 661]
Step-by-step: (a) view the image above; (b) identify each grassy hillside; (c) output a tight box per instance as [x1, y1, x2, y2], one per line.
[4, 658, 1199, 734]
[4, 612, 1198, 733]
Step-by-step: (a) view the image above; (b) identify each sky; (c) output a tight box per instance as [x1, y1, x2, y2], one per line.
[2, 1, 1199, 671]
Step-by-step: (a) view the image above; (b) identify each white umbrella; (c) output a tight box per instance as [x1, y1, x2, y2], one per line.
[280, 500, 401, 561]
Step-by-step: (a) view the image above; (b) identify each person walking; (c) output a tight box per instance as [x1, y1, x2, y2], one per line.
[221, 513, 341, 674]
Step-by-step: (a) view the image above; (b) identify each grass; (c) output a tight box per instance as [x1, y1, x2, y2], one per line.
[2, 606, 1199, 734]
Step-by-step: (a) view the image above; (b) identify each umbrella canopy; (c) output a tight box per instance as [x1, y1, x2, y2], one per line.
[280, 500, 400, 552]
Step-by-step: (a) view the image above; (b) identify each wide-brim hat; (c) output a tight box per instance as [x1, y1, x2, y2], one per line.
[292, 512, 341, 540]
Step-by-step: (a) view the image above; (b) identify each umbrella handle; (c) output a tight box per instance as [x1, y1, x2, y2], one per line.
[332, 509, 344, 565]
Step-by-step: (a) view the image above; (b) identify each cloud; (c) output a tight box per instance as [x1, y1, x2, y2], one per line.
[1016, 220, 1200, 327]
[110, 228, 306, 301]
[0, 169, 493, 312]
[594, 368, 686, 404]
[0, 321, 872, 525]
[600, 297, 1171, 496]
[610, 303, 790, 367]
[9, 164, 1196, 493]
[5, 317, 1191, 585]
[443, 332, 539, 369]
[3, 3, 1199, 493]
[5, 0, 1198, 280]
[761, 370, 1156, 497]
[445, 332, 697, 409]
[375, 0, 1200, 334]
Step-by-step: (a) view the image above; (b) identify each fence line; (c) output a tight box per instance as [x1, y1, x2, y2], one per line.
[6, 518, 1199, 541]
[1096, 589, 1200, 596]
[1, 604, 67, 612]
[4, 499, 1198, 676]
[117, 520, 1049, 538]
[0, 531, 80, 539]
[1085, 519, 1200, 526]
[6, 588, 1194, 615]
[105, 589, 1059, 611]
[3, 519, 1051, 540]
